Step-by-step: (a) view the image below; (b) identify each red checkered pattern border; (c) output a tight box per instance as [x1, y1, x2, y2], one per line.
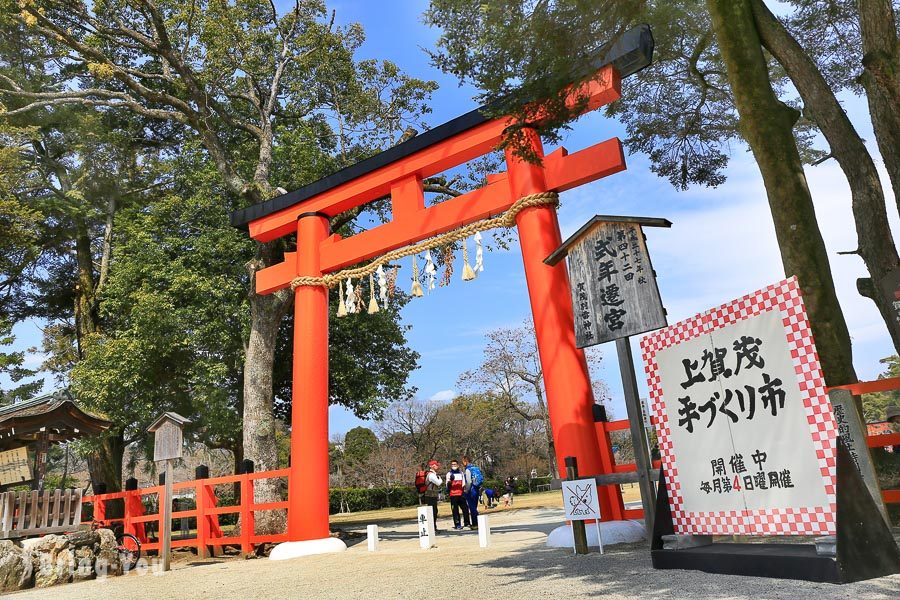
[640, 277, 836, 536]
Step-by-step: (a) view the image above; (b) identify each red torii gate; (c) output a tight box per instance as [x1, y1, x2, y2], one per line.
[233, 62, 637, 554]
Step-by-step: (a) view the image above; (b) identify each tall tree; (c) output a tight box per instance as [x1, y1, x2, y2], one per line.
[425, 0, 872, 387]
[748, 0, 900, 354]
[1, 1, 434, 522]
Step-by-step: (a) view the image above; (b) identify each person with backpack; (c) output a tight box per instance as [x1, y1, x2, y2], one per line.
[445, 459, 470, 530]
[462, 456, 483, 530]
[419, 460, 443, 533]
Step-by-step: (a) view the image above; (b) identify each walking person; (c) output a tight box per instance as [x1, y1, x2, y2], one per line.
[463, 456, 483, 530]
[422, 460, 443, 533]
[446, 460, 470, 530]
[504, 476, 515, 506]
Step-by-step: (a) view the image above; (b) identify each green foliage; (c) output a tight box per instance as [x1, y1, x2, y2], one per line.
[329, 485, 419, 513]
[0, 319, 41, 404]
[425, 0, 827, 186]
[343, 426, 379, 465]
[861, 355, 900, 422]
[70, 149, 251, 457]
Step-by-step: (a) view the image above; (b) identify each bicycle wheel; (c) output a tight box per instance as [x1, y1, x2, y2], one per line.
[117, 533, 141, 572]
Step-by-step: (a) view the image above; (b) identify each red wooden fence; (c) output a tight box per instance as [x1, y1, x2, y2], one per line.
[82, 468, 289, 556]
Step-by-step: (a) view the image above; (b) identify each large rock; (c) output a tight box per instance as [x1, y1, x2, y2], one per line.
[34, 548, 73, 588]
[0, 540, 32, 592]
[94, 528, 121, 578]
[22, 534, 68, 556]
[73, 546, 95, 581]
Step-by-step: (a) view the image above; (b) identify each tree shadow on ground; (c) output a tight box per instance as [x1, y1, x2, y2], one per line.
[473, 541, 900, 599]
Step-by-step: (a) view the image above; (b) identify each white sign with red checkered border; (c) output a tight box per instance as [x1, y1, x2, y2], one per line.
[640, 277, 836, 536]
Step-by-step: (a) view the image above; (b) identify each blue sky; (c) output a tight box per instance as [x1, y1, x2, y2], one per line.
[4, 1, 898, 437]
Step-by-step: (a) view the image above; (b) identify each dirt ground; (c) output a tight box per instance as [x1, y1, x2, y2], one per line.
[11, 504, 900, 600]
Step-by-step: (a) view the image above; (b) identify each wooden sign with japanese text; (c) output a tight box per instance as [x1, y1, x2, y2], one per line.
[0, 447, 31, 486]
[640, 277, 837, 536]
[564, 219, 667, 348]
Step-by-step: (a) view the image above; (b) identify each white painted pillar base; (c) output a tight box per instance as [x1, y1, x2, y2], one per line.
[367, 525, 379, 551]
[269, 537, 347, 560]
[546, 521, 646, 549]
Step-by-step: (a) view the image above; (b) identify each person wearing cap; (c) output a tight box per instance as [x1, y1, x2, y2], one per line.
[423, 460, 444, 533]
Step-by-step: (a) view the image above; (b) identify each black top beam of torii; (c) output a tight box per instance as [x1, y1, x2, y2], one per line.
[230, 24, 654, 230]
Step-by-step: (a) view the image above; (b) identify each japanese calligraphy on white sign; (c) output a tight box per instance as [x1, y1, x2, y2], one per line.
[639, 277, 837, 536]
[562, 478, 602, 521]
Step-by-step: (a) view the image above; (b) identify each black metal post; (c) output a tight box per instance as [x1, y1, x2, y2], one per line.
[565, 456, 589, 555]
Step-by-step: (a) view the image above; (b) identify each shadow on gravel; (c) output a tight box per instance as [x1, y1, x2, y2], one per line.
[474, 541, 900, 599]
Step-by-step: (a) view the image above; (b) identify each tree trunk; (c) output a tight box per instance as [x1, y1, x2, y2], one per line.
[242, 241, 291, 534]
[751, 0, 900, 354]
[532, 383, 559, 479]
[86, 430, 126, 518]
[857, 0, 900, 213]
[706, 0, 858, 387]
[74, 216, 133, 495]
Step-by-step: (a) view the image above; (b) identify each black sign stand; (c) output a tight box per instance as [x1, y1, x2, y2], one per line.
[650, 439, 900, 583]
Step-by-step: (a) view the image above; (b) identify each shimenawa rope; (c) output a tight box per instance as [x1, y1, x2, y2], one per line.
[290, 191, 559, 290]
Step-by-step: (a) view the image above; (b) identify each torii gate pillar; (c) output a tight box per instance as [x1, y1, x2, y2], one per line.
[290, 212, 332, 541]
[508, 132, 610, 517]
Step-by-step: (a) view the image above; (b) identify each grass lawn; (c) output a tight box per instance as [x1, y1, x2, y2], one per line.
[329, 484, 644, 527]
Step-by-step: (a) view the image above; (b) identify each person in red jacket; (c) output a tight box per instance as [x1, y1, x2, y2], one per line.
[445, 459, 471, 530]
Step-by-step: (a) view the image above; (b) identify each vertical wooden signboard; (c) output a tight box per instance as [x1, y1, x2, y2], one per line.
[547, 215, 671, 532]
[148, 412, 191, 572]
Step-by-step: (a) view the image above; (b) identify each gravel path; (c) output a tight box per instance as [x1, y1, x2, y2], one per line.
[11, 508, 900, 599]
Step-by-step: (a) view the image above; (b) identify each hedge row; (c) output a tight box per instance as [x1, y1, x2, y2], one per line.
[329, 486, 420, 513]
[328, 477, 553, 514]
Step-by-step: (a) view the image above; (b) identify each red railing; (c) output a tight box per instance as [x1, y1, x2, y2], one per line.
[82, 468, 290, 555]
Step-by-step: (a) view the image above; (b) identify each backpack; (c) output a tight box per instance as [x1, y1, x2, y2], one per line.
[467, 464, 484, 487]
[414, 470, 428, 494]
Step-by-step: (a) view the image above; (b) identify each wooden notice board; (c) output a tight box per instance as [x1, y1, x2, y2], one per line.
[559, 217, 668, 348]
[0, 447, 32, 486]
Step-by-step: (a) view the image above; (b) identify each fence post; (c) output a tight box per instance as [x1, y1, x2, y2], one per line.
[565, 456, 589, 555]
[240, 460, 255, 555]
[195, 466, 209, 559]
[94, 483, 106, 523]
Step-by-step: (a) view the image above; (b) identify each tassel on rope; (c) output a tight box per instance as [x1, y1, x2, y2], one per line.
[345, 278, 356, 314]
[462, 237, 476, 281]
[424, 250, 436, 291]
[355, 282, 365, 312]
[336, 280, 347, 317]
[440, 245, 454, 287]
[386, 266, 398, 298]
[474, 231, 484, 273]
[368, 273, 379, 314]
[410, 255, 424, 297]
[376, 265, 388, 306]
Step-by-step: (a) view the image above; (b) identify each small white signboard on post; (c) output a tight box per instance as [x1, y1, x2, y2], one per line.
[417, 506, 435, 549]
[561, 478, 603, 554]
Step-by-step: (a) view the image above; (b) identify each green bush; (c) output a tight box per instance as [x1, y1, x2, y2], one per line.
[329, 486, 419, 513]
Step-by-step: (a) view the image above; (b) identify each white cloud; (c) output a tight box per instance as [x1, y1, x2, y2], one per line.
[428, 389, 457, 402]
